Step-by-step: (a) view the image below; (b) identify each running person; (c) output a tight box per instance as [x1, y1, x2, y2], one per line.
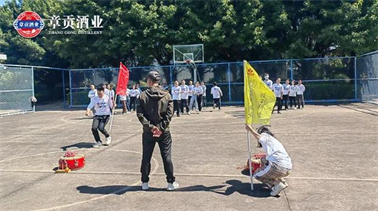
[211, 82, 223, 110]
[137, 71, 178, 191]
[245, 125, 292, 197]
[85, 86, 113, 147]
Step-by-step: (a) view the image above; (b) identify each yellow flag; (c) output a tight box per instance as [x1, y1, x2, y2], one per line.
[244, 60, 276, 125]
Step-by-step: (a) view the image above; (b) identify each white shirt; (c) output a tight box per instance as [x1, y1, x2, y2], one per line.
[109, 90, 115, 99]
[297, 84, 306, 95]
[194, 86, 203, 96]
[104, 89, 110, 96]
[211, 86, 223, 99]
[201, 85, 207, 96]
[129, 89, 140, 97]
[88, 89, 97, 99]
[258, 133, 292, 169]
[283, 84, 290, 95]
[264, 79, 273, 90]
[126, 89, 131, 97]
[289, 85, 298, 97]
[272, 83, 283, 98]
[119, 95, 127, 101]
[188, 85, 194, 97]
[171, 86, 181, 100]
[87, 95, 113, 116]
[180, 85, 189, 99]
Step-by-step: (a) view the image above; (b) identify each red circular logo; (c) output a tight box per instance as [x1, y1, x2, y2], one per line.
[13, 11, 45, 38]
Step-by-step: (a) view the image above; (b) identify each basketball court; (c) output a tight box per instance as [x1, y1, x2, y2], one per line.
[0, 104, 377, 211]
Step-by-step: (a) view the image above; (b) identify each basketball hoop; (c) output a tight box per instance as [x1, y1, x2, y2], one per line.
[185, 59, 192, 64]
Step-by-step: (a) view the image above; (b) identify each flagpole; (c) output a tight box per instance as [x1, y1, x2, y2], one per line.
[247, 131, 254, 191]
[109, 94, 117, 133]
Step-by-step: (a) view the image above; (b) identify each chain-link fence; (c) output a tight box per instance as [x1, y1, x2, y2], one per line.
[0, 65, 34, 116]
[356, 51, 378, 104]
[2, 51, 377, 111]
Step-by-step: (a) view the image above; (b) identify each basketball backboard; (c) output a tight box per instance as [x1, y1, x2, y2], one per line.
[173, 44, 204, 64]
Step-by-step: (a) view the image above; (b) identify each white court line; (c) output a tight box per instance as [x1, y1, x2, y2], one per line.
[31, 149, 159, 211]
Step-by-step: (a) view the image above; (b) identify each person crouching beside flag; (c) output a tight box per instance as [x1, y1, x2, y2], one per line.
[86, 86, 114, 147]
[245, 125, 292, 196]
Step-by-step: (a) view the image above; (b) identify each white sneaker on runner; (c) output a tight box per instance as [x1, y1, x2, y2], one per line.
[93, 142, 102, 148]
[106, 136, 112, 145]
[167, 182, 179, 191]
[141, 182, 149, 190]
[270, 182, 287, 196]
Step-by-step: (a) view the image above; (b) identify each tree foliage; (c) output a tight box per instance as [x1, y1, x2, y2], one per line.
[0, 0, 377, 68]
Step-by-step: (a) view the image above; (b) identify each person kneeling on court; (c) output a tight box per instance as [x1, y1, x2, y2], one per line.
[85, 86, 113, 148]
[245, 125, 292, 196]
[137, 71, 178, 191]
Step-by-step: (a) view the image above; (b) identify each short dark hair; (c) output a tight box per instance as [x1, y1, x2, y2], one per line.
[256, 125, 275, 137]
[97, 86, 104, 92]
[213, 82, 217, 86]
[147, 71, 161, 83]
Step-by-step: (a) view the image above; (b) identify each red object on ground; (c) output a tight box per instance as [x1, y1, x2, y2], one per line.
[246, 153, 267, 174]
[59, 154, 85, 170]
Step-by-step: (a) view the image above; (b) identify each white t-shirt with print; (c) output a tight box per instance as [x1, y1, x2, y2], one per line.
[211, 86, 223, 99]
[188, 85, 194, 97]
[289, 85, 298, 97]
[180, 85, 189, 99]
[297, 84, 306, 95]
[194, 86, 203, 96]
[87, 95, 113, 116]
[258, 133, 292, 169]
[283, 84, 290, 95]
[129, 89, 140, 97]
[171, 86, 181, 100]
[88, 89, 97, 99]
[264, 79, 273, 90]
[272, 83, 283, 98]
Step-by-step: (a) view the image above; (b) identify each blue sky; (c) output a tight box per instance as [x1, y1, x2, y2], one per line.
[0, 0, 7, 6]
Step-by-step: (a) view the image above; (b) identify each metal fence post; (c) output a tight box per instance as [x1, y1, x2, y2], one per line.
[69, 69, 73, 108]
[228, 63, 232, 102]
[354, 57, 358, 101]
[31, 66, 35, 112]
[62, 70, 66, 108]
[170, 66, 173, 85]
[290, 59, 294, 80]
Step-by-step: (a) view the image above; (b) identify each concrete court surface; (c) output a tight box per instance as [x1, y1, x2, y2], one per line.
[0, 103, 377, 211]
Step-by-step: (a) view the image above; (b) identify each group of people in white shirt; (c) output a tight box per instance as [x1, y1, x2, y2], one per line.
[171, 80, 224, 117]
[88, 83, 142, 115]
[263, 73, 306, 114]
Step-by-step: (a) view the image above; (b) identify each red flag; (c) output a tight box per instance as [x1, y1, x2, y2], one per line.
[116, 62, 129, 96]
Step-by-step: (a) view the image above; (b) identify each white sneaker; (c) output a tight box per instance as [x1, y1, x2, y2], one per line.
[167, 182, 179, 191]
[270, 182, 288, 196]
[187, 112, 191, 115]
[141, 182, 149, 190]
[127, 111, 131, 114]
[106, 136, 112, 145]
[93, 142, 102, 148]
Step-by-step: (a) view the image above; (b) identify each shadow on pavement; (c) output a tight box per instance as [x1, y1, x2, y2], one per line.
[61, 142, 94, 151]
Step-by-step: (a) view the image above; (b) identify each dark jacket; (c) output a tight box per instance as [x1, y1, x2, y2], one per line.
[137, 86, 173, 132]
